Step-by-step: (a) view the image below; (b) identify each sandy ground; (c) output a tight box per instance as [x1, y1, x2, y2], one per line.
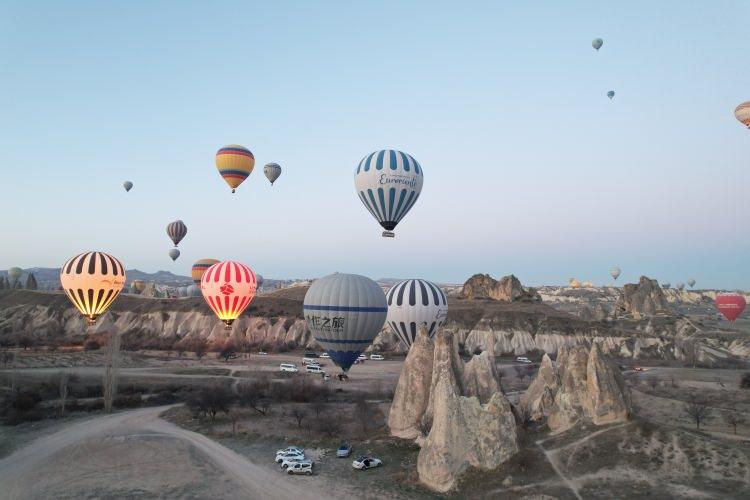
[0, 405, 339, 500]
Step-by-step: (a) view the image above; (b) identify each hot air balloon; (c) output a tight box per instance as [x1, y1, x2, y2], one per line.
[734, 102, 750, 128]
[592, 38, 604, 51]
[715, 293, 746, 322]
[60, 252, 125, 324]
[169, 248, 180, 261]
[676, 282, 685, 291]
[215, 145, 255, 193]
[200, 260, 258, 328]
[354, 149, 424, 238]
[688, 279, 696, 288]
[166, 220, 187, 247]
[256, 274, 264, 288]
[607, 90, 615, 100]
[610, 267, 621, 280]
[303, 273, 387, 371]
[192, 258, 220, 284]
[662, 283, 671, 289]
[131, 280, 146, 293]
[263, 163, 282, 185]
[386, 279, 448, 348]
[187, 284, 201, 297]
[123, 181, 133, 192]
[8, 267, 22, 284]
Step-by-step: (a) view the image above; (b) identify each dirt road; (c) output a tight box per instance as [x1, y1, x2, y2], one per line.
[0, 406, 333, 500]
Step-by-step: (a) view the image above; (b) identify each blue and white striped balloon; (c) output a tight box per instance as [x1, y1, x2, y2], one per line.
[303, 273, 387, 372]
[386, 279, 448, 348]
[354, 149, 424, 237]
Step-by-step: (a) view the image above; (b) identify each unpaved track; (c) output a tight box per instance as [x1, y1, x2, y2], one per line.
[0, 405, 330, 500]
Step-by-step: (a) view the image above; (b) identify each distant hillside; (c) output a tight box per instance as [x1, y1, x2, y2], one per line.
[0, 267, 193, 288]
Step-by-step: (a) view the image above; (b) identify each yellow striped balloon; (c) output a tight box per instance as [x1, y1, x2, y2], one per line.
[192, 258, 220, 284]
[60, 251, 126, 324]
[215, 145, 255, 193]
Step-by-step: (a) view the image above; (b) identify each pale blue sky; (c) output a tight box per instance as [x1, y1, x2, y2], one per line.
[1, 1, 748, 288]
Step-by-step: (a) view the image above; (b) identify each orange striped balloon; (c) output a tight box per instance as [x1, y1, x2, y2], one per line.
[215, 145, 255, 193]
[735, 101, 750, 128]
[60, 251, 126, 324]
[191, 258, 220, 284]
[200, 260, 257, 327]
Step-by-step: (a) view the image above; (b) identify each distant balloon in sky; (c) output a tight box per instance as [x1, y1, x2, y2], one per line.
[662, 283, 671, 289]
[60, 251, 125, 324]
[734, 102, 750, 128]
[610, 267, 621, 280]
[8, 267, 22, 283]
[354, 149, 424, 238]
[386, 279, 448, 349]
[676, 282, 685, 291]
[166, 220, 187, 247]
[607, 90, 615, 100]
[303, 273, 387, 372]
[687, 278, 696, 288]
[123, 181, 133, 192]
[263, 163, 282, 185]
[200, 260, 258, 327]
[256, 274, 264, 287]
[715, 293, 746, 322]
[216, 145, 255, 193]
[192, 258, 220, 284]
[168, 248, 180, 261]
[592, 38, 604, 51]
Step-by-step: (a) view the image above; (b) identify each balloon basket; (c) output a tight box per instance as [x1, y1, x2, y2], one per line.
[382, 231, 395, 238]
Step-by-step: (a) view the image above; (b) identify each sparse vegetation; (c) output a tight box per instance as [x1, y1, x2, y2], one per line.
[740, 372, 750, 389]
[186, 385, 233, 421]
[684, 399, 713, 430]
[723, 409, 746, 435]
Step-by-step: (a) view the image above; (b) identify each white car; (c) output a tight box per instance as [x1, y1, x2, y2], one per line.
[319, 352, 330, 359]
[276, 446, 304, 456]
[279, 363, 299, 373]
[516, 356, 532, 364]
[305, 364, 325, 374]
[369, 354, 385, 361]
[287, 462, 313, 475]
[276, 450, 305, 464]
[352, 456, 382, 470]
[357, 354, 367, 361]
[281, 456, 312, 469]
[258, 350, 268, 355]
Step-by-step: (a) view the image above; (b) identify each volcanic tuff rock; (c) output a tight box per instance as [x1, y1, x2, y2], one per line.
[519, 353, 559, 421]
[460, 274, 541, 302]
[614, 276, 672, 319]
[389, 328, 518, 492]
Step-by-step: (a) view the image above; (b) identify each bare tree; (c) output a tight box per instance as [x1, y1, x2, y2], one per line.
[219, 343, 237, 362]
[684, 399, 712, 430]
[237, 380, 270, 415]
[58, 371, 70, 417]
[103, 331, 121, 414]
[290, 407, 307, 428]
[647, 375, 659, 390]
[194, 342, 207, 360]
[310, 397, 326, 418]
[186, 385, 234, 421]
[316, 412, 343, 437]
[354, 396, 370, 435]
[723, 410, 746, 435]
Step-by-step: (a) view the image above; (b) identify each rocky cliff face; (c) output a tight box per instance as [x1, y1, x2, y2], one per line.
[460, 274, 540, 302]
[390, 327, 518, 493]
[614, 276, 672, 319]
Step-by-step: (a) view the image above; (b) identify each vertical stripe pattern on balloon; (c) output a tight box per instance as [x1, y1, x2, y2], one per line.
[200, 260, 257, 326]
[60, 251, 126, 323]
[166, 220, 187, 246]
[385, 279, 448, 348]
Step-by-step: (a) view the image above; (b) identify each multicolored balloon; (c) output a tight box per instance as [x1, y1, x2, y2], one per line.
[607, 90, 615, 100]
[60, 252, 126, 324]
[303, 273, 387, 371]
[715, 293, 746, 323]
[215, 145, 255, 193]
[200, 260, 258, 327]
[610, 267, 621, 280]
[168, 248, 180, 261]
[592, 38, 603, 51]
[263, 163, 282, 185]
[386, 279, 448, 348]
[166, 220, 187, 247]
[192, 258, 220, 284]
[734, 102, 750, 128]
[354, 149, 424, 238]
[123, 181, 133, 192]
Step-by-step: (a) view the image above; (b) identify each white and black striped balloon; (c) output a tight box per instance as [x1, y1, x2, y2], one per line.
[60, 251, 126, 324]
[386, 279, 448, 348]
[166, 220, 187, 247]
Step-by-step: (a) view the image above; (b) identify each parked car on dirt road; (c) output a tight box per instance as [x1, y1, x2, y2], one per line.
[352, 456, 382, 470]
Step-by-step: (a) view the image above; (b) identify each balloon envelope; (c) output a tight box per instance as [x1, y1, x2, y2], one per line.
[263, 163, 282, 185]
[607, 90, 615, 99]
[166, 220, 187, 247]
[715, 293, 746, 322]
[131, 280, 146, 292]
[688, 279, 696, 288]
[662, 283, 671, 289]
[256, 274, 264, 287]
[60, 252, 125, 324]
[169, 248, 180, 261]
[123, 181, 133, 192]
[609, 267, 621, 280]
[734, 102, 750, 128]
[303, 273, 387, 371]
[592, 38, 603, 50]
[8, 267, 22, 282]
[386, 279, 448, 348]
[354, 149, 424, 237]
[216, 145, 255, 193]
[200, 260, 258, 327]
[192, 258, 220, 284]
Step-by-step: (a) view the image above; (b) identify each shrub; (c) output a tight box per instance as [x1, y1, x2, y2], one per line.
[83, 338, 101, 351]
[740, 372, 750, 389]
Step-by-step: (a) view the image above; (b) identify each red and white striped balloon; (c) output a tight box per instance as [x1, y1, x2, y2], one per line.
[200, 260, 257, 327]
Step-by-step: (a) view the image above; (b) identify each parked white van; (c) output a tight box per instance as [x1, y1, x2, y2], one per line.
[369, 354, 385, 361]
[302, 358, 318, 365]
[280, 363, 299, 373]
[305, 364, 325, 374]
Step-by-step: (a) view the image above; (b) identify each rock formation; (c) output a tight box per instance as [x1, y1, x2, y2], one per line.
[389, 328, 518, 492]
[614, 276, 671, 319]
[460, 274, 541, 302]
[522, 344, 632, 432]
